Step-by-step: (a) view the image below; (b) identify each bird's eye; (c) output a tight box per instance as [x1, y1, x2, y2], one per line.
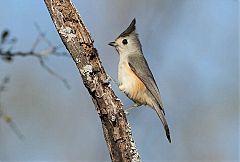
[122, 39, 128, 45]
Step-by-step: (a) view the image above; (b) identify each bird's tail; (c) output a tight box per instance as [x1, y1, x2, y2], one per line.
[153, 103, 171, 143]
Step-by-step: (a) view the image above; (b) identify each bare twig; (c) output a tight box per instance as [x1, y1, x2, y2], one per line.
[0, 26, 70, 88]
[37, 56, 70, 88]
[33, 23, 69, 57]
[0, 76, 24, 140]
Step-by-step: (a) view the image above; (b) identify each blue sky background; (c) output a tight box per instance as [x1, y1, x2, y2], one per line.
[0, 0, 238, 161]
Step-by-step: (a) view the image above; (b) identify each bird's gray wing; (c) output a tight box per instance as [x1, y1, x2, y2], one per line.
[128, 54, 165, 114]
[128, 54, 171, 143]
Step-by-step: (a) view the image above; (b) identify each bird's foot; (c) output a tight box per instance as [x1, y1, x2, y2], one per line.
[103, 74, 118, 85]
[124, 103, 141, 115]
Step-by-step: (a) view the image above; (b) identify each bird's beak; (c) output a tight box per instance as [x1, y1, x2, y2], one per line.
[108, 41, 116, 47]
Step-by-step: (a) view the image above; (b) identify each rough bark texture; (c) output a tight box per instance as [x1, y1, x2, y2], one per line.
[44, 0, 140, 162]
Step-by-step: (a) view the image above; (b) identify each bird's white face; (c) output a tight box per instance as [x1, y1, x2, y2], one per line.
[111, 34, 141, 56]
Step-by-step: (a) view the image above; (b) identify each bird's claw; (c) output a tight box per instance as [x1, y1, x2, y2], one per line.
[104, 74, 118, 85]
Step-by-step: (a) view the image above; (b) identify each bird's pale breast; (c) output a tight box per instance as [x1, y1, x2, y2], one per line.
[118, 59, 152, 106]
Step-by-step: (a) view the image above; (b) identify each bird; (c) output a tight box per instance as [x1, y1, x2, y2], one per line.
[108, 18, 171, 143]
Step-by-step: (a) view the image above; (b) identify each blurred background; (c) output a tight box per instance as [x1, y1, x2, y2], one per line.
[0, 0, 238, 161]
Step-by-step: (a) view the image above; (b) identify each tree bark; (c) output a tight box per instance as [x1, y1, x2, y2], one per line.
[44, 0, 140, 162]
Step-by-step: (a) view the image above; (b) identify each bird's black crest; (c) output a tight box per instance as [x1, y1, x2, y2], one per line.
[118, 18, 136, 38]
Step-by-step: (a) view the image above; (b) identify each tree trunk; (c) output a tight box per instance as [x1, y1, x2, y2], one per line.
[44, 0, 140, 161]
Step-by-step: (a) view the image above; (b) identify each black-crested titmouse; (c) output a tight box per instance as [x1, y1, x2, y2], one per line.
[108, 18, 171, 143]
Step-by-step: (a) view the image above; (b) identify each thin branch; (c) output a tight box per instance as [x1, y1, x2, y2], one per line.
[34, 23, 69, 57]
[37, 56, 70, 89]
[0, 26, 70, 88]
[34, 23, 54, 48]
[0, 76, 24, 140]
